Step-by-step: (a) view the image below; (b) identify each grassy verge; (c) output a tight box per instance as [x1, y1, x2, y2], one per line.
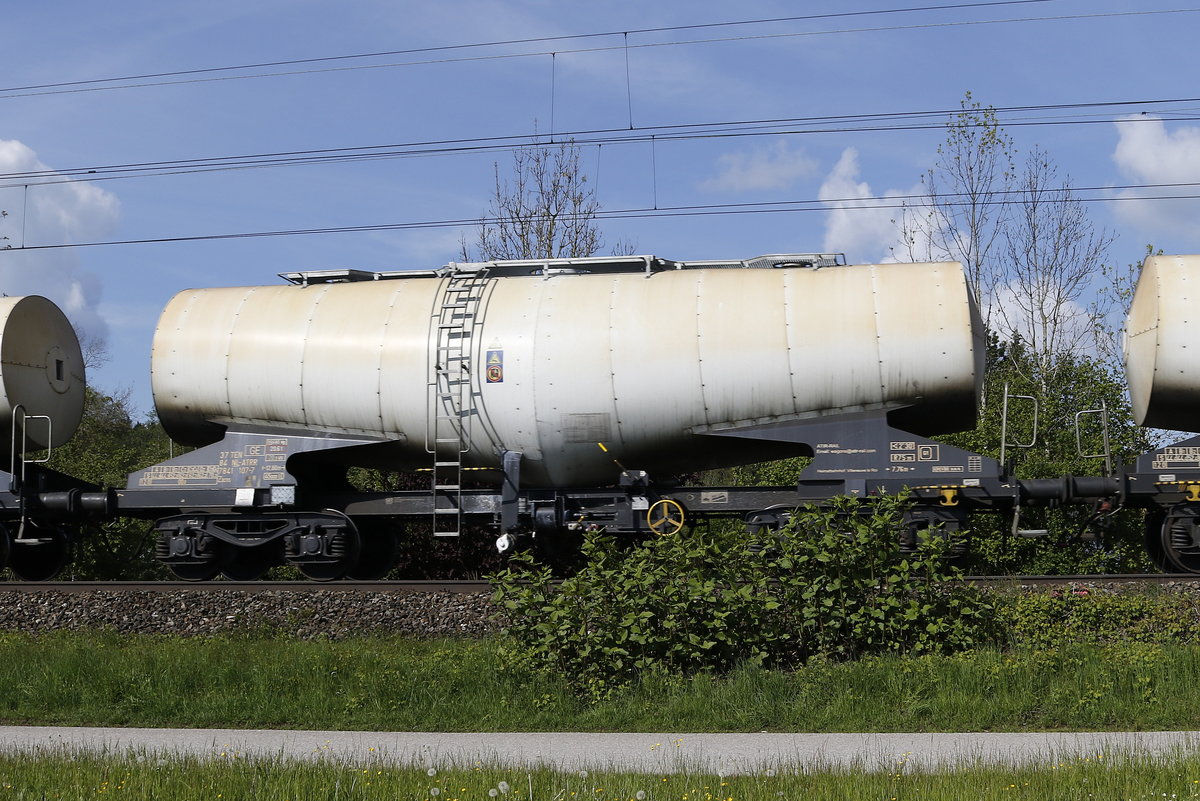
[0, 749, 1198, 800]
[1, 631, 1199, 732]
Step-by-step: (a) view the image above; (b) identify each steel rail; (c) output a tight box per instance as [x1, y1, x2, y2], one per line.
[0, 580, 495, 593]
[963, 573, 1200, 584]
[0, 574, 1196, 593]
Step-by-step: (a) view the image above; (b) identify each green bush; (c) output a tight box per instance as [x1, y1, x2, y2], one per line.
[996, 589, 1200, 647]
[491, 496, 996, 691]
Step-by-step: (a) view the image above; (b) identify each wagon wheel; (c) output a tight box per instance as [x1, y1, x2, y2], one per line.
[647, 499, 686, 537]
[297, 520, 361, 582]
[1158, 508, 1200, 574]
[1143, 512, 1170, 572]
[170, 561, 222, 581]
[9, 522, 70, 581]
[161, 528, 221, 581]
[0, 523, 11, 573]
[347, 527, 400, 581]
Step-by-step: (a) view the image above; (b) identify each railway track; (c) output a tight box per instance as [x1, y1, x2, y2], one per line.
[965, 573, 1200, 586]
[0, 580, 495, 593]
[0, 574, 1194, 593]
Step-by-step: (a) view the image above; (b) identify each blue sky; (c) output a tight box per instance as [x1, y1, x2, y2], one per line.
[3, 0, 1200, 417]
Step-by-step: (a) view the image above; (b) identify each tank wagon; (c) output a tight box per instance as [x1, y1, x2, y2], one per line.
[1120, 254, 1200, 572]
[107, 252, 1124, 582]
[0, 296, 113, 579]
[150, 254, 983, 484]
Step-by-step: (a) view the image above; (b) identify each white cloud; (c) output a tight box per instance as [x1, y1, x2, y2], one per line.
[0, 139, 118, 341]
[1111, 115, 1200, 237]
[701, 141, 818, 193]
[818, 147, 910, 262]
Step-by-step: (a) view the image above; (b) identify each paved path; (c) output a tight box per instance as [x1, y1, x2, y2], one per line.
[0, 727, 1198, 773]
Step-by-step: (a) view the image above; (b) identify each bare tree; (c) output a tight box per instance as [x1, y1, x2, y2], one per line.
[460, 140, 603, 262]
[75, 327, 110, 370]
[1091, 245, 1158, 368]
[900, 94, 1118, 377]
[897, 93, 1014, 328]
[996, 148, 1116, 380]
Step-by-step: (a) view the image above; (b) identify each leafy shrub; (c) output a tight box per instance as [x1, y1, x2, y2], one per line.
[996, 589, 1200, 647]
[491, 495, 996, 691]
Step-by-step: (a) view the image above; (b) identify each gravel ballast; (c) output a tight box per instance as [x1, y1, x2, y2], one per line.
[0, 590, 498, 638]
[0, 579, 1194, 640]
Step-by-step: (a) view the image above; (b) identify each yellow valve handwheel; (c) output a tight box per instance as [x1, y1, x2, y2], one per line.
[647, 499, 686, 537]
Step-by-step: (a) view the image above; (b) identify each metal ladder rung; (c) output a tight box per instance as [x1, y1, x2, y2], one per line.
[429, 269, 491, 540]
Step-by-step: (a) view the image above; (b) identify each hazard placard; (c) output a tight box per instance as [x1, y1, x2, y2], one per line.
[485, 349, 504, 383]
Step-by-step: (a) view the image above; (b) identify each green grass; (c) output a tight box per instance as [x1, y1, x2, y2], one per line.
[0, 631, 1199, 732]
[0, 749, 1199, 800]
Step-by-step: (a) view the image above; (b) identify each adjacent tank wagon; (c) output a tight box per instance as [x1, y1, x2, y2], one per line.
[0, 295, 85, 452]
[0, 296, 111, 580]
[1121, 255, 1200, 571]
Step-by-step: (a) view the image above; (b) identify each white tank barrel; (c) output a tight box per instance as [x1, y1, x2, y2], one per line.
[1125, 254, 1200, 431]
[0, 295, 85, 451]
[152, 257, 984, 487]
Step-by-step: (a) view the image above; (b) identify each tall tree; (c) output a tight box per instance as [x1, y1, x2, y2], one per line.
[901, 93, 1118, 373]
[460, 140, 603, 261]
[1092, 244, 1161, 369]
[899, 94, 1144, 573]
[997, 147, 1117, 384]
[897, 92, 1015, 329]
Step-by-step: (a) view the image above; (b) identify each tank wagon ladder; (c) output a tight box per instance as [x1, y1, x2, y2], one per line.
[8, 405, 52, 539]
[427, 265, 491, 537]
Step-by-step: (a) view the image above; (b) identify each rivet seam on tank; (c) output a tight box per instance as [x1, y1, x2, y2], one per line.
[695, 272, 708, 418]
[167, 291, 201, 391]
[870, 266, 887, 396]
[298, 285, 330, 421]
[225, 289, 255, 418]
[783, 269, 798, 407]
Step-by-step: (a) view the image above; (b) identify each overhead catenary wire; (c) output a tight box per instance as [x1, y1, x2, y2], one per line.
[0, 0, 1061, 96]
[5, 181, 1200, 254]
[1, 4, 1195, 255]
[0, 97, 1196, 190]
[1, 6, 1195, 100]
